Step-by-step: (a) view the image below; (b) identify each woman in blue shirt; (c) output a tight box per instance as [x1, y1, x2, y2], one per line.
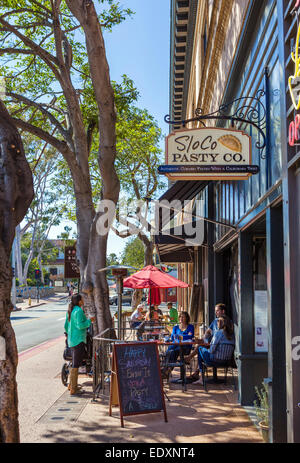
[195, 315, 235, 384]
[164, 311, 194, 367]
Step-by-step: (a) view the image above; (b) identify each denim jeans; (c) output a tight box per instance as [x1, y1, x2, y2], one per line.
[197, 346, 214, 372]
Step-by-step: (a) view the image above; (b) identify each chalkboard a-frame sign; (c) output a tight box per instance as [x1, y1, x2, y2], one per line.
[109, 342, 168, 427]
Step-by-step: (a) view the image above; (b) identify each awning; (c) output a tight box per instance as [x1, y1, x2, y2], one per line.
[157, 180, 209, 228]
[156, 246, 194, 263]
[154, 180, 209, 263]
[159, 180, 209, 203]
[155, 220, 207, 263]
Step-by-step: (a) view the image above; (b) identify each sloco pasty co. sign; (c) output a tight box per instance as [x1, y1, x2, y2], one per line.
[159, 127, 258, 181]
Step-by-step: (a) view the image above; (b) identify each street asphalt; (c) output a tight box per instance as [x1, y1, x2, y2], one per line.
[12, 297, 68, 353]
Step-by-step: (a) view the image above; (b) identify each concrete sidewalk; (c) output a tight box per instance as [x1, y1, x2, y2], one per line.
[14, 292, 69, 311]
[17, 335, 264, 444]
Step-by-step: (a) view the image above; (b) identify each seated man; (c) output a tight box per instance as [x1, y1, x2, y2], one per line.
[204, 303, 229, 342]
[185, 303, 234, 380]
[167, 302, 178, 324]
[186, 315, 235, 384]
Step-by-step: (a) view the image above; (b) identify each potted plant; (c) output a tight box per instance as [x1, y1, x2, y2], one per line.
[254, 381, 269, 442]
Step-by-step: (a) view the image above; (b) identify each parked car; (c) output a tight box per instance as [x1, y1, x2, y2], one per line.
[109, 289, 133, 306]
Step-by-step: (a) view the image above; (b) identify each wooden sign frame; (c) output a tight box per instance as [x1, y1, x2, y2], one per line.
[164, 126, 253, 181]
[109, 342, 168, 427]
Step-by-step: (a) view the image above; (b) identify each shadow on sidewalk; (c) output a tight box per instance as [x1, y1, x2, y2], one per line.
[38, 373, 263, 444]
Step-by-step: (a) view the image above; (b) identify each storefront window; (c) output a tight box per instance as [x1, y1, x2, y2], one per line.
[268, 59, 282, 184]
[229, 182, 234, 225]
[215, 183, 221, 241]
[251, 126, 260, 205]
[234, 182, 239, 224]
[239, 181, 245, 220]
[253, 238, 268, 353]
[244, 173, 251, 212]
[229, 242, 239, 328]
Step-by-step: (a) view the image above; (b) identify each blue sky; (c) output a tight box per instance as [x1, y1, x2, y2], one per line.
[51, 0, 171, 257]
[104, 0, 171, 257]
[104, 0, 171, 135]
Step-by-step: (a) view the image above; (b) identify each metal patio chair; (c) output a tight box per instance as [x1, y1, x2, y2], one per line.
[201, 343, 237, 392]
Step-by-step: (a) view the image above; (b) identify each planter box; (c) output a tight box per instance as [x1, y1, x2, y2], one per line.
[259, 421, 269, 443]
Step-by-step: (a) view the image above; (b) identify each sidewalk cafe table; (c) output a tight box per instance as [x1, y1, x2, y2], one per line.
[142, 324, 166, 341]
[157, 340, 209, 392]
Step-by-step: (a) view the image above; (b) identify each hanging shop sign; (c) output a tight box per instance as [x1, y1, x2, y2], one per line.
[159, 127, 257, 181]
[64, 245, 80, 278]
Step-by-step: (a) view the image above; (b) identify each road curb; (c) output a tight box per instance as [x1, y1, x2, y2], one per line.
[18, 302, 46, 310]
[18, 335, 65, 361]
[15, 295, 69, 311]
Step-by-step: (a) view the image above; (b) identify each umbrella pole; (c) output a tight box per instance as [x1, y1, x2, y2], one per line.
[116, 276, 122, 340]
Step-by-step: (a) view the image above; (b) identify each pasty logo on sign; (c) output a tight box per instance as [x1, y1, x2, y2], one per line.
[159, 127, 256, 180]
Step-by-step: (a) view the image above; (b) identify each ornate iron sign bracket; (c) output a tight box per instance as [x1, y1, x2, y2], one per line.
[165, 91, 267, 159]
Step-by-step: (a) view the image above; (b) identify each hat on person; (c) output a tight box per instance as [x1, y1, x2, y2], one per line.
[137, 304, 144, 309]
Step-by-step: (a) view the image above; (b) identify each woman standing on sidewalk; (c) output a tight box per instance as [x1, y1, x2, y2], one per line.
[64, 294, 95, 395]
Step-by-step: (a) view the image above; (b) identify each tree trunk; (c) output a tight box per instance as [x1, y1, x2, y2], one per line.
[23, 249, 33, 285]
[15, 225, 24, 285]
[131, 289, 144, 310]
[66, 0, 120, 336]
[0, 250, 19, 443]
[37, 255, 44, 284]
[82, 217, 114, 335]
[0, 99, 34, 442]
[144, 240, 154, 267]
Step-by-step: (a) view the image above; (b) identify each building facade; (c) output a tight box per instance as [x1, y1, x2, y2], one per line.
[156, 0, 300, 443]
[43, 239, 65, 282]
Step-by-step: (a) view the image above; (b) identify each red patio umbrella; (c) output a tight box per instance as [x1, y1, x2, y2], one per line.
[122, 265, 189, 305]
[147, 287, 161, 305]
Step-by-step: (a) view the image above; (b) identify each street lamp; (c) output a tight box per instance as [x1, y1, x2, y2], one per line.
[97, 265, 137, 340]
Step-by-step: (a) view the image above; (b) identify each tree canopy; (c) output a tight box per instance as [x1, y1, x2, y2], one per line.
[121, 236, 144, 269]
[0, 1, 165, 269]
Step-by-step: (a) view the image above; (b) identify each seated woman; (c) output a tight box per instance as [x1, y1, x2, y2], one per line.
[130, 304, 145, 328]
[192, 315, 235, 384]
[130, 304, 145, 340]
[162, 311, 194, 377]
[145, 304, 162, 324]
[153, 304, 163, 320]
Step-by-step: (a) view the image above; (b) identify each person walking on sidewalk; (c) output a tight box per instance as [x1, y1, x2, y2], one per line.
[66, 281, 71, 296]
[64, 293, 95, 395]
